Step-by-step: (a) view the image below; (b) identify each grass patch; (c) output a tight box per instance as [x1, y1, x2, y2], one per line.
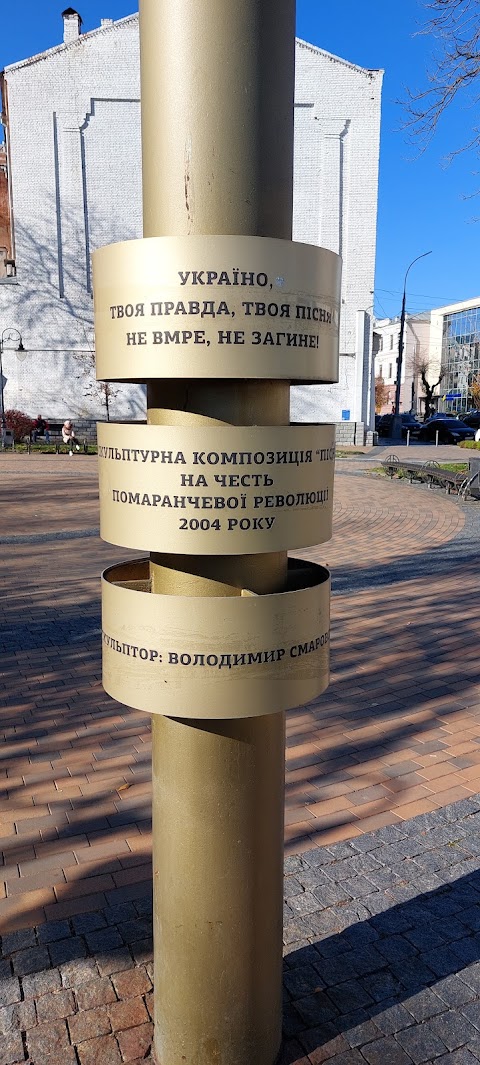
[3, 443, 97, 455]
[335, 449, 369, 458]
[372, 465, 412, 478]
[374, 461, 468, 479]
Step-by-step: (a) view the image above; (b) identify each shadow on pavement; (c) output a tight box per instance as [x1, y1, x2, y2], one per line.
[282, 861, 480, 1062]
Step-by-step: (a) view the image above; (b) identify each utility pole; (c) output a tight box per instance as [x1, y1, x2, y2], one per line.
[391, 251, 432, 440]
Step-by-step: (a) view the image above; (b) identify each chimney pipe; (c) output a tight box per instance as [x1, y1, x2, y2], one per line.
[62, 8, 82, 44]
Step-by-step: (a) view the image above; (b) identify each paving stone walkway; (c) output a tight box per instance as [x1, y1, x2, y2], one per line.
[281, 799, 480, 1065]
[3, 801, 480, 1063]
[1, 448, 480, 1063]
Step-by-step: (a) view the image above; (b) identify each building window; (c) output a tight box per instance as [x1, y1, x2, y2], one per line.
[388, 363, 393, 380]
[441, 305, 480, 413]
[390, 334, 394, 350]
[378, 364, 383, 379]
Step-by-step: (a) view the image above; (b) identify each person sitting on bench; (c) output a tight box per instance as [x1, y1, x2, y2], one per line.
[32, 415, 50, 444]
[62, 419, 81, 455]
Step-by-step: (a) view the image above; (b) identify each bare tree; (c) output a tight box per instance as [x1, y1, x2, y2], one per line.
[404, 0, 480, 154]
[469, 370, 480, 407]
[74, 346, 118, 422]
[374, 375, 390, 412]
[420, 361, 444, 418]
[74, 323, 119, 422]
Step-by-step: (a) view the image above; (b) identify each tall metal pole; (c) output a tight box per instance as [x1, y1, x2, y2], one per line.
[95, 4, 338, 1062]
[0, 338, 4, 430]
[139, 2, 294, 1062]
[391, 250, 431, 439]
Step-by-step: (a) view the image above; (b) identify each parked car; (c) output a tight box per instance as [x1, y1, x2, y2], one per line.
[463, 411, 480, 429]
[377, 413, 423, 439]
[418, 416, 475, 444]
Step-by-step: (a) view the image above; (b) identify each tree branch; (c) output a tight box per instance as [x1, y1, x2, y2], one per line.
[402, 0, 480, 155]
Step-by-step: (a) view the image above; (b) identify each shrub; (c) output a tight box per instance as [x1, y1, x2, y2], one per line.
[4, 409, 35, 442]
[458, 440, 480, 450]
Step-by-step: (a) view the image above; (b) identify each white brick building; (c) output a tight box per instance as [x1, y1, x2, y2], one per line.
[0, 11, 382, 432]
[292, 41, 382, 431]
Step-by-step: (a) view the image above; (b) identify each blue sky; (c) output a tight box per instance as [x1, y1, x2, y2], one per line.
[2, 0, 479, 319]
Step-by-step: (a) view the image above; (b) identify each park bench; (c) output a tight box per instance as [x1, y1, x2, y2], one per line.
[31, 421, 63, 444]
[25, 422, 88, 453]
[381, 455, 480, 501]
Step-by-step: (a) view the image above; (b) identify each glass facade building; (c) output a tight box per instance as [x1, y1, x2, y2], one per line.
[441, 305, 480, 413]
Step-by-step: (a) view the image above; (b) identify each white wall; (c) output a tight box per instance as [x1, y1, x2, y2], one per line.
[1, 19, 382, 426]
[291, 41, 382, 425]
[2, 16, 142, 420]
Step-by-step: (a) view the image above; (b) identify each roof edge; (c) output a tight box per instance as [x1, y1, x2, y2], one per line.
[4, 19, 383, 79]
[4, 13, 138, 73]
[296, 36, 383, 78]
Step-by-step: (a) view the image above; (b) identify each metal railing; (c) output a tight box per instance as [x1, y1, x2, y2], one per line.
[382, 456, 480, 500]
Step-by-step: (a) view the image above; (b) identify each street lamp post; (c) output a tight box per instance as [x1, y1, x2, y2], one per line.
[0, 327, 25, 441]
[391, 251, 432, 440]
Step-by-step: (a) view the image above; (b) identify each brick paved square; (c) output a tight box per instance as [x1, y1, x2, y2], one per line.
[436, 1051, 480, 1064]
[436, 976, 478, 1008]
[48, 935, 87, 967]
[396, 1019, 449, 1061]
[361, 1037, 416, 1065]
[117, 917, 152, 945]
[108, 996, 149, 1031]
[76, 976, 117, 1010]
[36, 987, 75, 1022]
[429, 1010, 480, 1051]
[85, 927, 124, 952]
[11, 945, 50, 977]
[0, 977, 21, 1008]
[96, 946, 134, 976]
[301, 1032, 350, 1062]
[37, 920, 71, 944]
[111, 967, 152, 999]
[374, 1002, 413, 1035]
[0, 1029, 25, 1064]
[22, 967, 61, 998]
[117, 1021, 153, 1061]
[326, 979, 374, 1013]
[130, 938, 153, 965]
[60, 957, 99, 988]
[76, 1033, 123, 1065]
[463, 964, 480, 994]
[26, 1018, 76, 1063]
[1, 929, 36, 953]
[2, 456, 480, 1065]
[460, 1001, 480, 1030]
[343, 1016, 381, 1047]
[68, 1004, 112, 1043]
[0, 999, 35, 1035]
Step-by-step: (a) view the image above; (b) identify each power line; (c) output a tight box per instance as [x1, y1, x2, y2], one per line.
[374, 296, 393, 319]
[376, 287, 469, 301]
